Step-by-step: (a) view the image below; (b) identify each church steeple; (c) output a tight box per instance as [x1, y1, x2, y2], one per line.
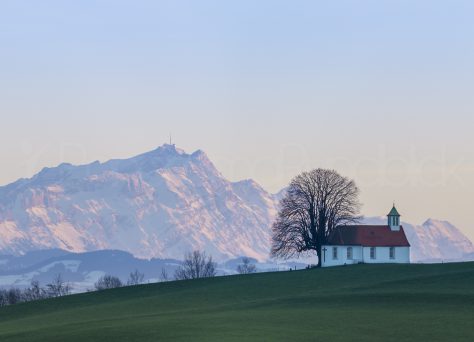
[387, 204, 401, 231]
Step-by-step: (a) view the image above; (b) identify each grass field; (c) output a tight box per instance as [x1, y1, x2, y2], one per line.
[0, 262, 473, 341]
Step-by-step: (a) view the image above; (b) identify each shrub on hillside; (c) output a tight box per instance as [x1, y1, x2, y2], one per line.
[127, 270, 145, 286]
[174, 251, 217, 280]
[0, 276, 72, 307]
[95, 275, 123, 290]
[237, 257, 257, 274]
[47, 274, 72, 298]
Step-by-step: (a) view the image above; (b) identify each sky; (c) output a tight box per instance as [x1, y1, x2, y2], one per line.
[0, 1, 473, 239]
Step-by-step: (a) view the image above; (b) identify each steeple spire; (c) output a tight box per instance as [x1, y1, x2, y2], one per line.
[387, 204, 401, 231]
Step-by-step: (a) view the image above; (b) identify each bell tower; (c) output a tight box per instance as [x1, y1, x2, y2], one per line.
[387, 204, 401, 231]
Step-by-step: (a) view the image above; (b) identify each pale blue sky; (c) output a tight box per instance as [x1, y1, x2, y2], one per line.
[1, 1, 473, 238]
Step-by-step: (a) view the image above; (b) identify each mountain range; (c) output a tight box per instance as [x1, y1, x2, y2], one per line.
[363, 217, 474, 262]
[0, 144, 472, 264]
[0, 145, 277, 261]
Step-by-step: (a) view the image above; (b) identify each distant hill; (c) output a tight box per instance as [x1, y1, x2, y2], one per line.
[0, 263, 473, 341]
[0, 144, 472, 263]
[0, 249, 182, 292]
[0, 250, 303, 291]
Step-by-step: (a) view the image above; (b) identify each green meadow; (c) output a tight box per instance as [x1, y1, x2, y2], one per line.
[0, 262, 473, 341]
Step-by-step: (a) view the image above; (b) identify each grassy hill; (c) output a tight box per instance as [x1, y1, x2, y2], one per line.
[0, 262, 473, 342]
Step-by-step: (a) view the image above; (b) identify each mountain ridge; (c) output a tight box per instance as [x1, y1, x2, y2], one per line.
[0, 145, 278, 261]
[0, 144, 472, 263]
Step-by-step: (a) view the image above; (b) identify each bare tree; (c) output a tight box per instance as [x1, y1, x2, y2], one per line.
[7, 288, 23, 305]
[46, 274, 72, 297]
[271, 169, 361, 267]
[237, 257, 257, 274]
[94, 275, 123, 290]
[0, 288, 25, 306]
[174, 251, 217, 280]
[1, 282, 48, 306]
[0, 290, 7, 307]
[127, 270, 145, 286]
[160, 268, 170, 282]
[0, 280, 70, 307]
[23, 281, 46, 301]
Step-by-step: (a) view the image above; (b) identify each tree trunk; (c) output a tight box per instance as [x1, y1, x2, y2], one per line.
[316, 244, 322, 267]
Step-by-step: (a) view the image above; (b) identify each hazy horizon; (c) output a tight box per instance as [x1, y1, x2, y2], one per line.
[1, 1, 473, 239]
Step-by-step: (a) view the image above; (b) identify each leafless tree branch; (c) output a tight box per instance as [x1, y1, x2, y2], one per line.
[271, 169, 362, 266]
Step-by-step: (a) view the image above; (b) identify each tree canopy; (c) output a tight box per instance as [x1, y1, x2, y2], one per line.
[271, 169, 361, 266]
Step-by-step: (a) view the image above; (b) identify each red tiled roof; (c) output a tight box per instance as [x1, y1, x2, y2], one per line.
[326, 225, 410, 247]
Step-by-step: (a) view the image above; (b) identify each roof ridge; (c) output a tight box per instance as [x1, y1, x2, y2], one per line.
[326, 224, 410, 247]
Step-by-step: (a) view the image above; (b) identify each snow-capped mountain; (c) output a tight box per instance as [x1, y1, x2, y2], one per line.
[0, 145, 277, 261]
[364, 217, 474, 262]
[0, 144, 472, 263]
